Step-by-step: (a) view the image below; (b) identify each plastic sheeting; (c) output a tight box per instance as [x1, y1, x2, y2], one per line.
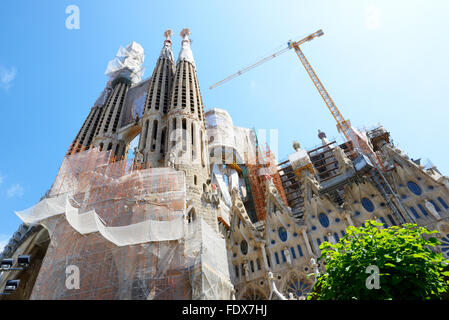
[186, 218, 233, 300]
[17, 148, 186, 246]
[205, 108, 257, 165]
[105, 41, 145, 84]
[21, 148, 233, 300]
[15, 180, 186, 246]
[15, 193, 67, 225]
[206, 108, 236, 163]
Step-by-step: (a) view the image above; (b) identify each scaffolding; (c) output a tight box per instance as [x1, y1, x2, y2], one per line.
[15, 148, 232, 300]
[245, 134, 288, 221]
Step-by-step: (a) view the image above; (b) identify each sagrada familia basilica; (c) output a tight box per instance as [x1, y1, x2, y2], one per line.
[1, 29, 449, 300]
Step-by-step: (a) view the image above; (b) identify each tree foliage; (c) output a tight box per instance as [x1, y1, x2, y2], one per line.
[308, 220, 449, 300]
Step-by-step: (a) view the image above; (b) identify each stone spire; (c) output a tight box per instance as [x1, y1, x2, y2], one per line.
[91, 77, 131, 158]
[177, 28, 195, 67]
[138, 30, 176, 166]
[169, 28, 204, 121]
[66, 103, 103, 156]
[160, 29, 175, 61]
[166, 28, 214, 230]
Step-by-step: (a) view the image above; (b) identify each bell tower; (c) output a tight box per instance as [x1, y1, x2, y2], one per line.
[138, 30, 175, 166]
[166, 28, 215, 229]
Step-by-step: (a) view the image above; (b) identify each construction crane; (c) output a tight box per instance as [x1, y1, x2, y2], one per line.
[209, 30, 416, 224]
[209, 29, 374, 163]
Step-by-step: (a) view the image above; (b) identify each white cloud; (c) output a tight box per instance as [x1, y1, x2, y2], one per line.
[7, 184, 24, 198]
[0, 65, 17, 90]
[0, 174, 3, 186]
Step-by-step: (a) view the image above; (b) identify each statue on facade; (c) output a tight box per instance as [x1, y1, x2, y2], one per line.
[133, 147, 144, 164]
[167, 151, 176, 169]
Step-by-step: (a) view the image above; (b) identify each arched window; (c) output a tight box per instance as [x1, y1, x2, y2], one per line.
[278, 227, 288, 242]
[318, 213, 330, 228]
[285, 274, 312, 299]
[141, 120, 149, 150]
[418, 204, 428, 216]
[379, 217, 388, 228]
[430, 200, 441, 212]
[191, 123, 196, 160]
[160, 127, 166, 154]
[407, 181, 422, 196]
[151, 120, 158, 151]
[182, 119, 187, 152]
[297, 245, 303, 257]
[409, 207, 420, 219]
[387, 214, 396, 226]
[187, 210, 196, 223]
[361, 198, 375, 212]
[333, 232, 340, 243]
[290, 247, 296, 259]
[200, 131, 205, 167]
[240, 240, 248, 255]
[274, 252, 280, 265]
[438, 197, 449, 210]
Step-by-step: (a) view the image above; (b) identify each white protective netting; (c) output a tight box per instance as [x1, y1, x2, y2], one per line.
[186, 218, 233, 300]
[16, 148, 233, 300]
[105, 41, 145, 84]
[16, 169, 186, 246]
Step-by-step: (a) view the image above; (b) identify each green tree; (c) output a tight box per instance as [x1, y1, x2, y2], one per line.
[308, 220, 449, 300]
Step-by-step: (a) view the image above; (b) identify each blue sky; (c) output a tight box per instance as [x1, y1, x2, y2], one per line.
[0, 0, 448, 247]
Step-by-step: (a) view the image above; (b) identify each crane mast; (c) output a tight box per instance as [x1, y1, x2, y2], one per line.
[209, 29, 410, 222]
[291, 44, 352, 143]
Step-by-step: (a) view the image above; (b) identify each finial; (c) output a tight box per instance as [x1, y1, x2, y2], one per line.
[164, 29, 173, 41]
[180, 28, 191, 40]
[318, 129, 326, 139]
[293, 140, 301, 151]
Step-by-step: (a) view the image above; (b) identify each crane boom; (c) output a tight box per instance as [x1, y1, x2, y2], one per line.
[209, 29, 324, 90]
[209, 46, 291, 90]
[209, 29, 383, 169]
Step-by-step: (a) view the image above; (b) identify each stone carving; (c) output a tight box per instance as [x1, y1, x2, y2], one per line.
[133, 148, 143, 164]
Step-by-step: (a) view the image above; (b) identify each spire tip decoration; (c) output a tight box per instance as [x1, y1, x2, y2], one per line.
[180, 28, 191, 40]
[164, 29, 173, 41]
[177, 28, 195, 67]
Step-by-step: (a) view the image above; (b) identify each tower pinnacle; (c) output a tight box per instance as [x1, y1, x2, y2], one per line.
[164, 29, 173, 42]
[178, 28, 195, 67]
[159, 29, 174, 61]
